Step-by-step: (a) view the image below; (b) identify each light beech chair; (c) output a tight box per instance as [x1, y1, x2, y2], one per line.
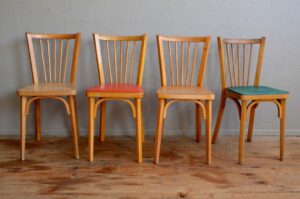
[86, 34, 147, 163]
[154, 35, 214, 164]
[17, 33, 81, 160]
[212, 37, 289, 164]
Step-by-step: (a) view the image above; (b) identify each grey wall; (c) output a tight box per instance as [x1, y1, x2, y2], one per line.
[0, 0, 299, 137]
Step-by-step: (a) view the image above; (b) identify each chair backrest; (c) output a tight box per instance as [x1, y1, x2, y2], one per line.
[156, 35, 211, 87]
[217, 37, 266, 89]
[93, 34, 148, 86]
[26, 32, 81, 84]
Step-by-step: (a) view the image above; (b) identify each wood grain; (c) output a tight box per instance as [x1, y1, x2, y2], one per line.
[0, 135, 299, 198]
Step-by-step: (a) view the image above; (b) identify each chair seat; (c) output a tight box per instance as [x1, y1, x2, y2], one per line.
[157, 86, 215, 100]
[226, 86, 289, 100]
[86, 84, 144, 98]
[18, 83, 76, 96]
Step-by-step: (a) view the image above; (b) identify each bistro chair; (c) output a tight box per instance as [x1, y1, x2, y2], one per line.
[18, 32, 81, 160]
[212, 37, 289, 164]
[154, 35, 214, 164]
[86, 34, 147, 163]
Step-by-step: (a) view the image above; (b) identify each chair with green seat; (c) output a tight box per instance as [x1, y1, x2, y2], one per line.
[212, 37, 289, 164]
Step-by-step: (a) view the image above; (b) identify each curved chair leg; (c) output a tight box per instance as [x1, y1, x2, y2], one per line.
[280, 99, 286, 161]
[154, 99, 166, 164]
[196, 103, 202, 143]
[205, 100, 212, 164]
[69, 96, 79, 159]
[99, 102, 106, 142]
[88, 97, 95, 162]
[212, 95, 227, 144]
[35, 100, 41, 141]
[20, 96, 27, 161]
[239, 100, 247, 164]
[135, 99, 143, 163]
[247, 104, 258, 142]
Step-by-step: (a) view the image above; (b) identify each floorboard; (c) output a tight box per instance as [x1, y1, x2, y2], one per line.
[0, 135, 300, 198]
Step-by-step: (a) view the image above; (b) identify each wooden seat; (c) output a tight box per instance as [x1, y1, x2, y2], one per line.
[87, 34, 147, 163]
[17, 33, 81, 161]
[18, 83, 76, 96]
[154, 35, 213, 165]
[212, 37, 289, 164]
[157, 86, 214, 100]
[86, 83, 143, 98]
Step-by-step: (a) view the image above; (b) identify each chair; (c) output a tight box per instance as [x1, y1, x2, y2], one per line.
[154, 35, 214, 164]
[17, 33, 81, 160]
[86, 34, 147, 163]
[212, 37, 289, 164]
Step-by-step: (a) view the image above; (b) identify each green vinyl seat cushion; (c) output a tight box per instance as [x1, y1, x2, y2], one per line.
[226, 86, 289, 96]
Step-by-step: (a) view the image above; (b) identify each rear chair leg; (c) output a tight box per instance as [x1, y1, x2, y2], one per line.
[196, 104, 202, 143]
[141, 105, 145, 143]
[99, 102, 106, 142]
[69, 96, 79, 159]
[154, 99, 165, 164]
[35, 100, 41, 141]
[212, 95, 226, 144]
[247, 104, 258, 142]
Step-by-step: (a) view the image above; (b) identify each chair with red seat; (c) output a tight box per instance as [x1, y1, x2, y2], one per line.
[86, 34, 147, 163]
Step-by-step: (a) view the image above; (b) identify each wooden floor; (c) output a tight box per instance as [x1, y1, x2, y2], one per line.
[0, 135, 300, 198]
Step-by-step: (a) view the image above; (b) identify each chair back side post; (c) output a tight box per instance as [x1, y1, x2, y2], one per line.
[26, 33, 39, 84]
[69, 33, 81, 84]
[217, 37, 227, 90]
[254, 37, 266, 86]
[136, 34, 148, 86]
[217, 36, 266, 89]
[197, 37, 211, 87]
[93, 33, 106, 84]
[156, 35, 211, 88]
[25, 32, 81, 85]
[156, 35, 167, 86]
[93, 34, 148, 86]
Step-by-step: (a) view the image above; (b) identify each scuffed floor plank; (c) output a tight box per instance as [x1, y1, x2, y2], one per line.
[0, 135, 300, 198]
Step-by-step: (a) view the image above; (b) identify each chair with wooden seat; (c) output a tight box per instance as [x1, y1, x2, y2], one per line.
[212, 37, 289, 164]
[86, 34, 147, 163]
[154, 35, 214, 164]
[17, 33, 81, 160]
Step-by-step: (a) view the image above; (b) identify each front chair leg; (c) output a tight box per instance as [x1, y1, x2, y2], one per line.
[212, 94, 227, 144]
[239, 100, 247, 164]
[88, 97, 95, 162]
[74, 97, 80, 139]
[280, 99, 286, 161]
[247, 104, 258, 142]
[154, 99, 166, 164]
[196, 103, 202, 143]
[35, 100, 41, 141]
[69, 96, 79, 159]
[135, 99, 143, 163]
[20, 96, 27, 161]
[205, 100, 212, 164]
